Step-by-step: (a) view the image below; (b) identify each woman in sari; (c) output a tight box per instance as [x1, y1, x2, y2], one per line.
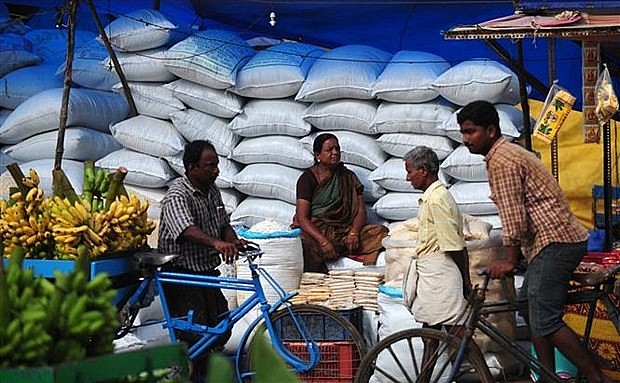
[292, 133, 388, 273]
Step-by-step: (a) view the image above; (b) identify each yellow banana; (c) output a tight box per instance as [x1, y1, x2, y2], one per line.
[25, 187, 38, 202]
[21, 177, 37, 189]
[28, 168, 40, 185]
[10, 191, 22, 202]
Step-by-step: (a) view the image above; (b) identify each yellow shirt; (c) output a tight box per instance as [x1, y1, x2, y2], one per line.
[415, 180, 466, 257]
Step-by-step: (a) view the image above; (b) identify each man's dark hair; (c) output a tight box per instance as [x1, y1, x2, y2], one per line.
[457, 100, 501, 135]
[313, 133, 338, 154]
[183, 140, 216, 170]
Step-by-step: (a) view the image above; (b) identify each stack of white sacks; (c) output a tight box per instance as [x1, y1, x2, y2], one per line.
[0, 7, 533, 234]
[0, 5, 534, 357]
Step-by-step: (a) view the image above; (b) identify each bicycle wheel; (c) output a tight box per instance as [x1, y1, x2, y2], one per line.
[355, 328, 493, 383]
[237, 303, 367, 382]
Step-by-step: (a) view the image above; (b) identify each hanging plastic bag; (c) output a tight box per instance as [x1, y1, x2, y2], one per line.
[595, 64, 619, 125]
[532, 81, 576, 144]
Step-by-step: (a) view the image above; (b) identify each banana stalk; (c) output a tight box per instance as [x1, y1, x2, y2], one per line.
[104, 167, 128, 212]
[82, 160, 95, 208]
[52, 168, 79, 204]
[6, 163, 28, 196]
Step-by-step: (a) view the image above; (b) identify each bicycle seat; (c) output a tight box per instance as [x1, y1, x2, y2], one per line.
[572, 263, 620, 286]
[133, 249, 181, 266]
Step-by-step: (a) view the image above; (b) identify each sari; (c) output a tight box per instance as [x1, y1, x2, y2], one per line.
[293, 163, 388, 273]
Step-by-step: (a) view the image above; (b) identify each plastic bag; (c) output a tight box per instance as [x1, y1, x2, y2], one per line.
[532, 81, 575, 144]
[595, 64, 619, 124]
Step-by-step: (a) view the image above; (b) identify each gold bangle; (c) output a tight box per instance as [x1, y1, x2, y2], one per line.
[320, 241, 329, 247]
[348, 231, 359, 237]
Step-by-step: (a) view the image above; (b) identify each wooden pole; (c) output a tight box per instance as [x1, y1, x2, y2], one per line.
[55, 0, 78, 171]
[85, 0, 138, 117]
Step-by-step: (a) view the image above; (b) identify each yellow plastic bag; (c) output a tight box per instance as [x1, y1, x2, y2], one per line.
[533, 82, 576, 144]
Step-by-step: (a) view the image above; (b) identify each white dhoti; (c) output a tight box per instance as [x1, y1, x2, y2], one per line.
[403, 251, 468, 326]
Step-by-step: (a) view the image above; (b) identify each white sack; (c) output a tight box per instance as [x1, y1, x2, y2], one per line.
[373, 100, 454, 135]
[233, 42, 324, 99]
[102, 9, 177, 52]
[231, 136, 314, 169]
[164, 29, 255, 89]
[112, 82, 185, 119]
[347, 164, 386, 203]
[232, 163, 301, 204]
[3, 127, 121, 162]
[376, 133, 454, 160]
[450, 181, 498, 216]
[440, 144, 487, 182]
[103, 48, 176, 82]
[230, 197, 296, 228]
[296, 44, 391, 102]
[0, 88, 129, 144]
[170, 109, 239, 158]
[110, 115, 186, 157]
[229, 99, 310, 137]
[372, 50, 450, 103]
[373, 192, 422, 221]
[164, 79, 244, 119]
[96, 148, 176, 188]
[431, 59, 520, 106]
[303, 99, 377, 135]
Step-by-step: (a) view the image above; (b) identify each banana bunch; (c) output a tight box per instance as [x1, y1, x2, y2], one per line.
[0, 169, 54, 259]
[0, 245, 119, 367]
[49, 196, 102, 259]
[48, 250, 118, 363]
[104, 194, 156, 252]
[0, 246, 53, 367]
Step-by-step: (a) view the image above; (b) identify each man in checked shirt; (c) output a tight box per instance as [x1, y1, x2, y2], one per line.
[458, 100, 612, 383]
[158, 139, 248, 383]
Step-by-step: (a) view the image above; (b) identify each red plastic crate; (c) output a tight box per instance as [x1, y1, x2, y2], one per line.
[285, 341, 360, 383]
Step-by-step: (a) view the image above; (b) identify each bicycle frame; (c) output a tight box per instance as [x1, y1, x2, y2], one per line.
[124, 253, 320, 380]
[445, 274, 620, 383]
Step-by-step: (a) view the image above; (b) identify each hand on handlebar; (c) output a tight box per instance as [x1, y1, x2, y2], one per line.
[486, 259, 517, 279]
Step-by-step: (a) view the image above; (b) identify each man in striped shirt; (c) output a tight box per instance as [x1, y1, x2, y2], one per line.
[158, 140, 247, 383]
[458, 100, 612, 383]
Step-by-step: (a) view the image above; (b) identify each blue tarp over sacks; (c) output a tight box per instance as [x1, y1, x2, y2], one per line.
[3, 0, 618, 107]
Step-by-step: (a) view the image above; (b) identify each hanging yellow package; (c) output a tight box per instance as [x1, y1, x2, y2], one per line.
[533, 83, 576, 144]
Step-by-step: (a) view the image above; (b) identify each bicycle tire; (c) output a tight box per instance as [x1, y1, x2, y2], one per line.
[237, 303, 367, 382]
[354, 328, 493, 383]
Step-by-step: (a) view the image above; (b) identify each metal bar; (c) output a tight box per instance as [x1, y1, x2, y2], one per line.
[548, 39, 559, 181]
[483, 39, 549, 96]
[517, 39, 533, 151]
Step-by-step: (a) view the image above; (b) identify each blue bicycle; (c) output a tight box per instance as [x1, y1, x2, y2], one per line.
[116, 245, 366, 382]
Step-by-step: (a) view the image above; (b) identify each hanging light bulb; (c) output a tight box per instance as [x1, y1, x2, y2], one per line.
[269, 11, 276, 27]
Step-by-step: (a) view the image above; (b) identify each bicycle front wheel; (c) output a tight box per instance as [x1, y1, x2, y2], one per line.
[355, 328, 493, 383]
[237, 303, 367, 382]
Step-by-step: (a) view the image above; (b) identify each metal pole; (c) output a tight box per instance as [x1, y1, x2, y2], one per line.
[548, 39, 559, 182]
[517, 39, 532, 151]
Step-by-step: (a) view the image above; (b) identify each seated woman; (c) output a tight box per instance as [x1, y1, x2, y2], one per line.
[292, 133, 388, 273]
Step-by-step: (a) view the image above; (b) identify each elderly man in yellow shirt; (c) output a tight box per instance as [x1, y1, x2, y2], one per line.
[402, 145, 472, 377]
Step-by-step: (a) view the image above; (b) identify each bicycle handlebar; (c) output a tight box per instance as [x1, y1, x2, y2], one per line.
[237, 244, 263, 262]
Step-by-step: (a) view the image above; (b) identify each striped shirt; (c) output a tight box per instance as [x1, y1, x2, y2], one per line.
[158, 176, 229, 272]
[485, 138, 588, 262]
[416, 180, 466, 257]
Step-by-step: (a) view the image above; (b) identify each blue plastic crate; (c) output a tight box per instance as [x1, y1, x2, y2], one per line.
[2, 256, 138, 305]
[277, 306, 363, 341]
